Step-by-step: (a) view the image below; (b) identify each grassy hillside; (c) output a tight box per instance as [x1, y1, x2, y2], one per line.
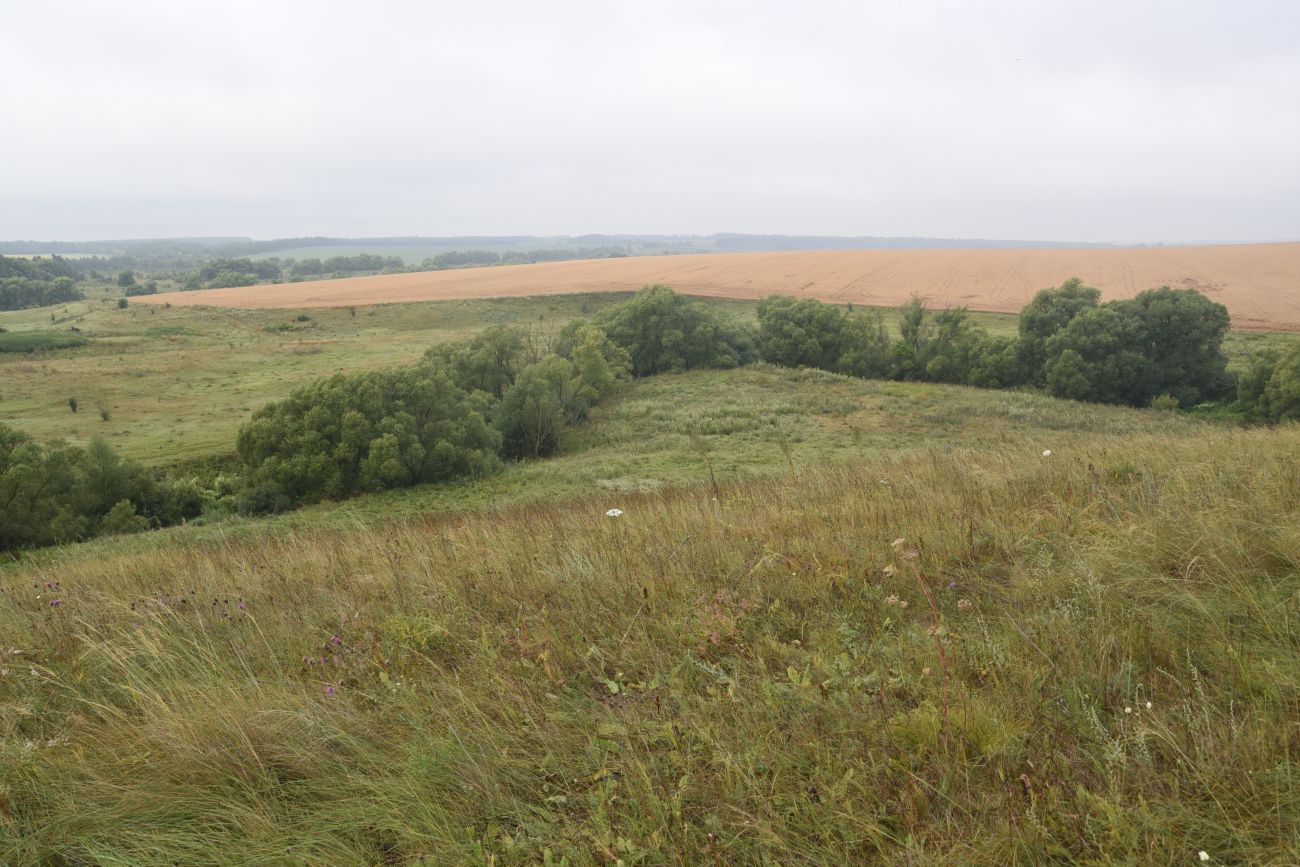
[3, 293, 1291, 468]
[2, 418, 1296, 863]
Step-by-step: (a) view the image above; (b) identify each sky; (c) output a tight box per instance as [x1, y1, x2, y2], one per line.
[2, 0, 1298, 244]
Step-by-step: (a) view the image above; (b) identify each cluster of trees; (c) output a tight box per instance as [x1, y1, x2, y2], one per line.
[754, 280, 1234, 409]
[235, 320, 632, 512]
[0, 255, 83, 310]
[183, 258, 285, 290]
[0, 424, 202, 552]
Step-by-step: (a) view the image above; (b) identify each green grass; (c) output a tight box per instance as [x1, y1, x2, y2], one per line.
[0, 294, 634, 464]
[0, 331, 86, 353]
[5, 292, 1291, 468]
[1, 420, 1296, 863]
[2, 289, 1298, 862]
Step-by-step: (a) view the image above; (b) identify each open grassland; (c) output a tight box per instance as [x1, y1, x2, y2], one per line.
[140, 243, 1300, 330]
[3, 365, 1209, 559]
[2, 423, 1297, 863]
[0, 294, 631, 464]
[3, 294, 1293, 469]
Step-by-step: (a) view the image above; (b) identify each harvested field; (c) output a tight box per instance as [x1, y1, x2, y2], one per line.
[140, 242, 1300, 329]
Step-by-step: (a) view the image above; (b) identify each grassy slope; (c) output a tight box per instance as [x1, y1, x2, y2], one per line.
[0, 294, 629, 464]
[1, 417, 1296, 863]
[3, 292, 1293, 468]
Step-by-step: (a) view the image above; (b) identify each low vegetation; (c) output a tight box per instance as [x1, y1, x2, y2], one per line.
[1, 268, 1297, 861]
[1, 425, 1296, 862]
[1, 281, 1293, 554]
[0, 332, 86, 353]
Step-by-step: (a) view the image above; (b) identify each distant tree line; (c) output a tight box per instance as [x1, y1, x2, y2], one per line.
[0, 255, 84, 310]
[287, 254, 405, 279]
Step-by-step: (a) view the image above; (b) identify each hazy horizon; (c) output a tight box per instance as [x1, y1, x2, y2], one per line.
[3, 1, 1298, 244]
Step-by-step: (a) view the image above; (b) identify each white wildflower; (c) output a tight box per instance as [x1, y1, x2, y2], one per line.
[1042, 449, 1053, 457]
[1198, 852, 1210, 862]
[1125, 706, 1132, 714]
[1146, 700, 1153, 710]
[605, 508, 623, 518]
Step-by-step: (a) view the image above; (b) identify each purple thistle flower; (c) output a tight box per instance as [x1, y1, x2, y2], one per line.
[324, 684, 337, 696]
[50, 599, 62, 607]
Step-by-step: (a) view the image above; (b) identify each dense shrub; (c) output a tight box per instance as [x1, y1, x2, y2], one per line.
[599, 285, 756, 376]
[1017, 278, 1101, 383]
[184, 258, 283, 290]
[1043, 287, 1231, 407]
[494, 324, 631, 459]
[756, 296, 850, 370]
[425, 325, 532, 398]
[235, 366, 502, 510]
[1237, 344, 1300, 422]
[0, 424, 202, 551]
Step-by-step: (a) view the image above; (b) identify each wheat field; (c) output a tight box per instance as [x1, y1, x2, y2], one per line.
[139, 243, 1300, 329]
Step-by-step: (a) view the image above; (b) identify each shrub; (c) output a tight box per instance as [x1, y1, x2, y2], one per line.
[755, 296, 849, 370]
[1043, 287, 1230, 408]
[1018, 278, 1101, 384]
[599, 285, 756, 376]
[1151, 394, 1180, 412]
[235, 366, 502, 507]
[493, 357, 582, 459]
[99, 499, 149, 535]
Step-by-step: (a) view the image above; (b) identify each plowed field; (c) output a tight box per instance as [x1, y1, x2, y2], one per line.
[139, 243, 1300, 329]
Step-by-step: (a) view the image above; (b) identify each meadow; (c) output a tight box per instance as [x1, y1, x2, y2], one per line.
[2, 288, 1299, 863]
[1, 293, 1290, 468]
[2, 416, 1296, 863]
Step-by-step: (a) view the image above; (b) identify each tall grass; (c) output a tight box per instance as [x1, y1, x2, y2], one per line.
[2, 427, 1298, 863]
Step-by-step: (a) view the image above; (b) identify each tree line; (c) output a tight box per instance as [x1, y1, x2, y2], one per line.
[0, 255, 84, 310]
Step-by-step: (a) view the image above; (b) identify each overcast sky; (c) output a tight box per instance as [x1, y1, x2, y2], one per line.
[2, 0, 1298, 244]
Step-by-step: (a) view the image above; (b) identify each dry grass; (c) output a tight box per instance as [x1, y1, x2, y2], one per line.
[2, 424, 1297, 863]
[138, 243, 1300, 330]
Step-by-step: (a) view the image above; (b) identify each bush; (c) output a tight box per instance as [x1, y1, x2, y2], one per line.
[493, 357, 583, 459]
[1043, 287, 1230, 408]
[235, 366, 502, 507]
[0, 424, 200, 551]
[1018, 279, 1101, 384]
[99, 499, 149, 535]
[599, 285, 756, 376]
[756, 296, 849, 370]
[1151, 394, 1180, 412]
[236, 482, 293, 517]
[425, 325, 529, 398]
[1238, 344, 1300, 423]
